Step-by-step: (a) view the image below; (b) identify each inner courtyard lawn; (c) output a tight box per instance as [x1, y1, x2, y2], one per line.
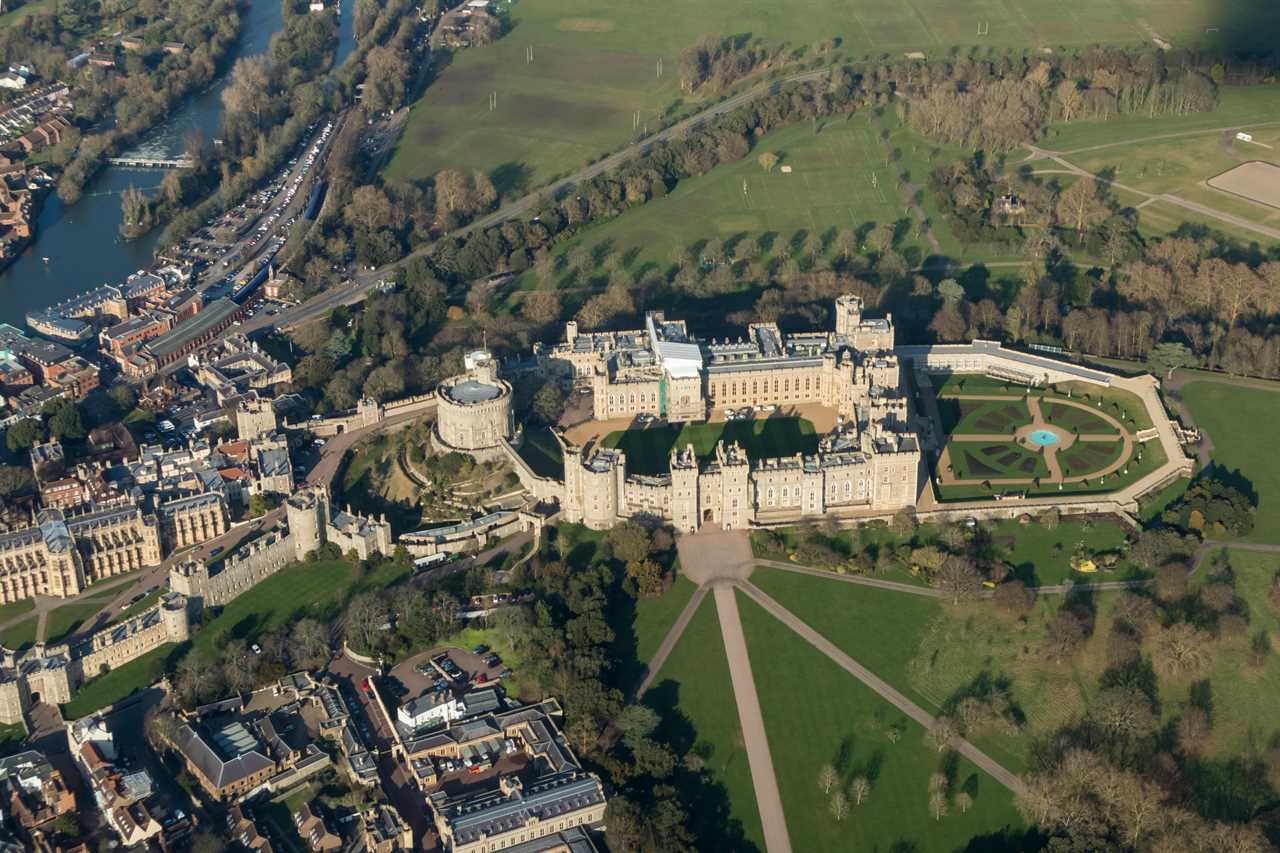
[602, 416, 818, 476]
[737, 590, 1028, 851]
[643, 594, 765, 851]
[1179, 381, 1280, 544]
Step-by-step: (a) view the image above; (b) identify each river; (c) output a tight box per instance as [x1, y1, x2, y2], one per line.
[0, 0, 358, 327]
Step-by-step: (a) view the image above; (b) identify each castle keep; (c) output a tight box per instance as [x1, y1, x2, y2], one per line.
[501, 295, 922, 533]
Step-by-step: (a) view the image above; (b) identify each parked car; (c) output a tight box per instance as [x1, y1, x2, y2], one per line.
[484, 654, 501, 667]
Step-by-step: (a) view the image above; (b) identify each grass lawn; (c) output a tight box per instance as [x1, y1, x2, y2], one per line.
[516, 426, 564, 478]
[603, 416, 817, 476]
[643, 594, 764, 851]
[609, 574, 698, 691]
[191, 560, 359, 663]
[1043, 83, 1280, 153]
[987, 517, 1130, 586]
[748, 566, 1121, 776]
[737, 589, 1028, 851]
[110, 590, 163, 625]
[44, 600, 114, 643]
[0, 0, 54, 28]
[60, 643, 178, 720]
[0, 599, 33, 624]
[0, 723, 24, 752]
[0, 617, 37, 651]
[1162, 548, 1280, 760]
[1180, 381, 1280, 544]
[387, 0, 1267, 192]
[947, 441, 1051, 482]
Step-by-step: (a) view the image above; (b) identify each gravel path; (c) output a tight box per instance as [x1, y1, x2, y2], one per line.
[714, 584, 794, 853]
[632, 584, 709, 700]
[738, 580, 1027, 796]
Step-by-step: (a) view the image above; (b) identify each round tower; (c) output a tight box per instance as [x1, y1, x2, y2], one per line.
[286, 487, 326, 559]
[161, 594, 191, 643]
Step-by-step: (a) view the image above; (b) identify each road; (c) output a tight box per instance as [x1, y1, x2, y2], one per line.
[230, 67, 842, 338]
[1026, 148, 1280, 243]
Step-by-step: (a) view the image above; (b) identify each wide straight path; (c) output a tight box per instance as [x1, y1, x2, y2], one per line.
[738, 580, 1026, 795]
[714, 584, 793, 853]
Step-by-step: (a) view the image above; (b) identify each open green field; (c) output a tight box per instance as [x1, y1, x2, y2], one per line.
[388, 0, 1278, 191]
[749, 566, 1122, 775]
[61, 643, 178, 720]
[0, 0, 54, 28]
[602, 416, 818, 476]
[1042, 83, 1280, 153]
[738, 589, 1028, 850]
[644, 594, 765, 851]
[1170, 548, 1280, 759]
[1180, 380, 1280, 544]
[1064, 125, 1280, 229]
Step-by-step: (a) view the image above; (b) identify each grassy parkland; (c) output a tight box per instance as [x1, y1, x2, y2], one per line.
[602, 415, 818, 476]
[1180, 380, 1280, 544]
[386, 0, 1266, 191]
[738, 589, 1028, 851]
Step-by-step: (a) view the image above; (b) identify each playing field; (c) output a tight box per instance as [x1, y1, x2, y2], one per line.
[1207, 161, 1280, 210]
[602, 416, 819, 476]
[387, 0, 1271, 190]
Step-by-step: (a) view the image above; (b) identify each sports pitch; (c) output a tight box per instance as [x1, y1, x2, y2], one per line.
[386, 0, 1275, 190]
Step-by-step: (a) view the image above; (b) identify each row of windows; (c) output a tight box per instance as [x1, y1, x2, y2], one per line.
[712, 373, 820, 399]
[476, 813, 593, 851]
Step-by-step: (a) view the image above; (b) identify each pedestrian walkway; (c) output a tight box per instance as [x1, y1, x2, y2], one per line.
[714, 584, 793, 853]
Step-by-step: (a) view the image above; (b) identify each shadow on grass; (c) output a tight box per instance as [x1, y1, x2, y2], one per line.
[644, 678, 763, 852]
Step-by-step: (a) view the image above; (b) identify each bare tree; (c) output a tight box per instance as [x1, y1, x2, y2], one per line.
[937, 554, 982, 604]
[818, 763, 838, 795]
[849, 776, 870, 806]
[1152, 623, 1213, 678]
[222, 639, 257, 694]
[345, 593, 390, 655]
[830, 790, 850, 822]
[929, 789, 949, 821]
[926, 717, 956, 753]
[291, 618, 332, 670]
[955, 791, 973, 813]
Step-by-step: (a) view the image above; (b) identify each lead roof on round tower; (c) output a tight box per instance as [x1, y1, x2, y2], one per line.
[447, 378, 503, 404]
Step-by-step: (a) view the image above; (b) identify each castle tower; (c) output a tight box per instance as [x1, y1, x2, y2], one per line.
[286, 486, 328, 560]
[669, 444, 700, 533]
[834, 293, 863, 338]
[717, 442, 751, 530]
[236, 396, 277, 441]
[161, 594, 191, 643]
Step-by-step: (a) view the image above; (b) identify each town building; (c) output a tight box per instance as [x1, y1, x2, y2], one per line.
[68, 714, 195, 850]
[398, 696, 608, 852]
[0, 750, 76, 833]
[170, 697, 330, 802]
[360, 804, 412, 853]
[292, 801, 342, 852]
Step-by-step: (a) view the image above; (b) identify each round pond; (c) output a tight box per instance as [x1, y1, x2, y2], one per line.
[1028, 429, 1060, 447]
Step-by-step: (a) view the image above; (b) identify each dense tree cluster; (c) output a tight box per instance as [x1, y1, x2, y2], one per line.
[0, 0, 245, 203]
[1162, 476, 1255, 537]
